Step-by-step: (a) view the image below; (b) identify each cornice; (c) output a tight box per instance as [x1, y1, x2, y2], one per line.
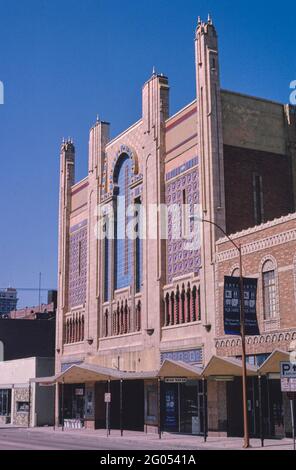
[217, 212, 296, 246]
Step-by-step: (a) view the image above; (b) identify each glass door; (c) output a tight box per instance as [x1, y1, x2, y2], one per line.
[180, 381, 200, 435]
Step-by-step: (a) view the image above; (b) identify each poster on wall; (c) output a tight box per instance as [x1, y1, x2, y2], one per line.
[224, 276, 259, 336]
[164, 389, 177, 429]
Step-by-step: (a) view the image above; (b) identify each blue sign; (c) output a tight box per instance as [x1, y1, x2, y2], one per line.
[224, 276, 259, 336]
[161, 349, 203, 365]
[164, 389, 177, 429]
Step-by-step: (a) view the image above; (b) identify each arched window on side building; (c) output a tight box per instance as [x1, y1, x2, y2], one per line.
[262, 259, 278, 322]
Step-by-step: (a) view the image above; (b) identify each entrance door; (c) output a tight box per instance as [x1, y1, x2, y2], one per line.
[267, 379, 284, 438]
[227, 378, 259, 437]
[61, 384, 85, 423]
[162, 381, 201, 435]
[247, 377, 260, 437]
[123, 381, 144, 431]
[101, 381, 144, 432]
[227, 379, 243, 437]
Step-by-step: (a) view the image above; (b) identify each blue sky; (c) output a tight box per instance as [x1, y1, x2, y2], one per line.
[0, 0, 295, 307]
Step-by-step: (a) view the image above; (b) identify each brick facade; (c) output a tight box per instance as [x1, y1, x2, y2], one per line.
[224, 145, 294, 235]
[215, 213, 296, 357]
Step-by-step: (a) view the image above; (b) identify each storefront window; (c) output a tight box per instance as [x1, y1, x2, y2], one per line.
[147, 389, 157, 419]
[17, 401, 29, 413]
[180, 381, 201, 434]
[0, 389, 11, 416]
[162, 380, 203, 435]
[144, 381, 158, 426]
[62, 384, 85, 421]
[237, 354, 270, 367]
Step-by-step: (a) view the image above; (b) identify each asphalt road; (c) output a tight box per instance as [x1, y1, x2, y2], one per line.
[0, 428, 205, 451]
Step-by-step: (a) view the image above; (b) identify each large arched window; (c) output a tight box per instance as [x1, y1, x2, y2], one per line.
[114, 154, 132, 290]
[135, 196, 143, 293]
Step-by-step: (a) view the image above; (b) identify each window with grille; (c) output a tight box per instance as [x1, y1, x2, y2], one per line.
[0, 389, 11, 416]
[263, 269, 277, 320]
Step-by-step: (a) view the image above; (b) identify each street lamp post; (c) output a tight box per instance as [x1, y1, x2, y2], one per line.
[202, 219, 250, 449]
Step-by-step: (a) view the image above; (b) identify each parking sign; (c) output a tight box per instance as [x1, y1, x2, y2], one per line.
[280, 362, 296, 393]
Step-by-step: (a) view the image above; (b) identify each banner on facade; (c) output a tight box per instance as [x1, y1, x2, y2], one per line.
[224, 276, 259, 336]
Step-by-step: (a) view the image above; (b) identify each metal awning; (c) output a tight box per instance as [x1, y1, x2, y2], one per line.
[35, 363, 125, 385]
[35, 360, 203, 385]
[258, 349, 290, 375]
[36, 352, 286, 386]
[34, 363, 158, 386]
[158, 360, 203, 379]
[202, 355, 258, 378]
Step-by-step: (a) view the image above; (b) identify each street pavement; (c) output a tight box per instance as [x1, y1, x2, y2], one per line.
[0, 426, 294, 451]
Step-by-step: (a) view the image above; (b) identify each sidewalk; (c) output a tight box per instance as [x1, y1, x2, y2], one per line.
[13, 426, 294, 451]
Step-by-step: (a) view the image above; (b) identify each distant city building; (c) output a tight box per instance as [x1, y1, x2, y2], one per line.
[9, 290, 57, 320]
[0, 288, 18, 317]
[9, 302, 56, 320]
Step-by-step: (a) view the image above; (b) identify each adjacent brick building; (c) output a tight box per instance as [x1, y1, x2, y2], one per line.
[211, 214, 296, 438]
[216, 213, 296, 355]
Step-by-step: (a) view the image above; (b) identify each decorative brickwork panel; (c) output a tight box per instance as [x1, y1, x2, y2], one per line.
[69, 222, 87, 308]
[160, 348, 203, 365]
[64, 311, 85, 344]
[166, 162, 201, 283]
[13, 388, 30, 427]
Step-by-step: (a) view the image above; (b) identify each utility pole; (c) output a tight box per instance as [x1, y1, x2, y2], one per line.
[38, 272, 42, 313]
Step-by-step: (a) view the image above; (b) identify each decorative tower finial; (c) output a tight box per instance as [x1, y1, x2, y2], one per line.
[198, 16, 201, 25]
[208, 13, 212, 25]
[152, 66, 156, 76]
[96, 114, 100, 123]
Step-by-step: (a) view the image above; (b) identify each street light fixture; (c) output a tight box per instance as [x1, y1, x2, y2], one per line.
[201, 218, 250, 449]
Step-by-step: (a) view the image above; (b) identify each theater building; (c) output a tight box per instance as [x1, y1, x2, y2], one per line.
[50, 17, 296, 435]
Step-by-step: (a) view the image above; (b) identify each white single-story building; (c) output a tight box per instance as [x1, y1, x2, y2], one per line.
[0, 357, 54, 427]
